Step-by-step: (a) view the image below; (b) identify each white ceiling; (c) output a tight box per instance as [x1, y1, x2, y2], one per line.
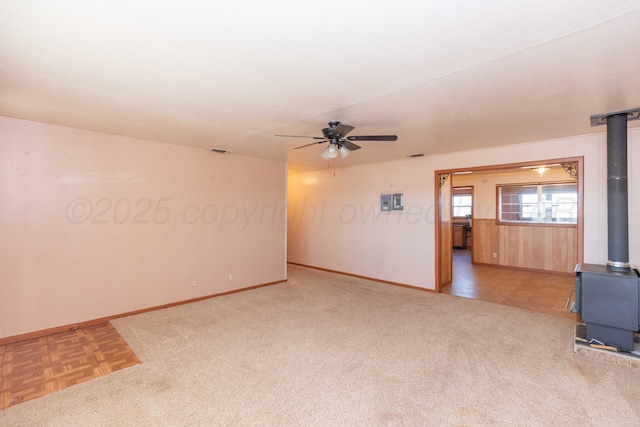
[1, 1, 640, 173]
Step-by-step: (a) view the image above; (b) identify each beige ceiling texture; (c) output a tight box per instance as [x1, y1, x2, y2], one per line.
[1, 1, 640, 172]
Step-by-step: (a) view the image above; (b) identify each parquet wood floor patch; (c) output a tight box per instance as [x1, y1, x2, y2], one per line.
[0, 323, 140, 410]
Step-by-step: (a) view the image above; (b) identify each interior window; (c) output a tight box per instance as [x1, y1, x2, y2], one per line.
[498, 183, 577, 224]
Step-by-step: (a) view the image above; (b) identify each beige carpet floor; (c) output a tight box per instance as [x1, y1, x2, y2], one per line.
[2, 264, 640, 426]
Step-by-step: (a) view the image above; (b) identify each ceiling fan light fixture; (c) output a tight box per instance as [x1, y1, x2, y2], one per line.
[280, 121, 397, 160]
[321, 144, 338, 160]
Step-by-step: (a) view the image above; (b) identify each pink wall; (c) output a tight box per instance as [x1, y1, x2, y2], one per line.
[287, 164, 433, 287]
[0, 117, 287, 339]
[288, 130, 640, 289]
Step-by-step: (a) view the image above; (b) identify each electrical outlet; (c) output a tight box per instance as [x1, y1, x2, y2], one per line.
[193, 280, 197, 287]
[492, 252, 498, 259]
[228, 273, 233, 281]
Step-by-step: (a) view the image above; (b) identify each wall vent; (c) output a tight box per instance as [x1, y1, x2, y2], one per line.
[210, 148, 232, 154]
[405, 153, 424, 158]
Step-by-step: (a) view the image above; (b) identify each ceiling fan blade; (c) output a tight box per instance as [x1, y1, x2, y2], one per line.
[341, 140, 361, 151]
[334, 123, 355, 137]
[322, 122, 355, 139]
[347, 135, 398, 142]
[347, 135, 398, 141]
[275, 134, 325, 139]
[293, 141, 326, 149]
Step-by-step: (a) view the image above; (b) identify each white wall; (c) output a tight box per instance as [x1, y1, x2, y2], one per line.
[0, 117, 287, 339]
[288, 129, 640, 289]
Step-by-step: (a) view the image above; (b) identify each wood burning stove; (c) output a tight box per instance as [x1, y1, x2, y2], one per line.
[573, 108, 640, 352]
[575, 263, 639, 351]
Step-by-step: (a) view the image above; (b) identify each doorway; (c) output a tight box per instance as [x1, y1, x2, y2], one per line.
[434, 157, 584, 302]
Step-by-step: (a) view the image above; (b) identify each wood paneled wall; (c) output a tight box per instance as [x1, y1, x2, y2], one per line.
[473, 219, 577, 273]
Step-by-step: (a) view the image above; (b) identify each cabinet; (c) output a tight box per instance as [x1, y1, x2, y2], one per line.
[453, 224, 468, 249]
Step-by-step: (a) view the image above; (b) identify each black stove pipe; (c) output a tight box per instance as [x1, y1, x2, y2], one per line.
[606, 113, 630, 272]
[573, 108, 640, 352]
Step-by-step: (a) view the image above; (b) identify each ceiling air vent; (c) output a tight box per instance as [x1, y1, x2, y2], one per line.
[210, 148, 232, 154]
[404, 153, 424, 158]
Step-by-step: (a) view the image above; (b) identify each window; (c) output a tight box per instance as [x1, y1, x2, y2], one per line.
[452, 194, 472, 218]
[498, 183, 577, 224]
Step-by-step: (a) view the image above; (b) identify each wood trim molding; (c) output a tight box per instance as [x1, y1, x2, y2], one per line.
[435, 156, 584, 176]
[0, 279, 286, 346]
[288, 262, 436, 293]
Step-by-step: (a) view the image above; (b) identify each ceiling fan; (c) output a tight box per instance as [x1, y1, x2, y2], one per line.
[276, 121, 397, 159]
